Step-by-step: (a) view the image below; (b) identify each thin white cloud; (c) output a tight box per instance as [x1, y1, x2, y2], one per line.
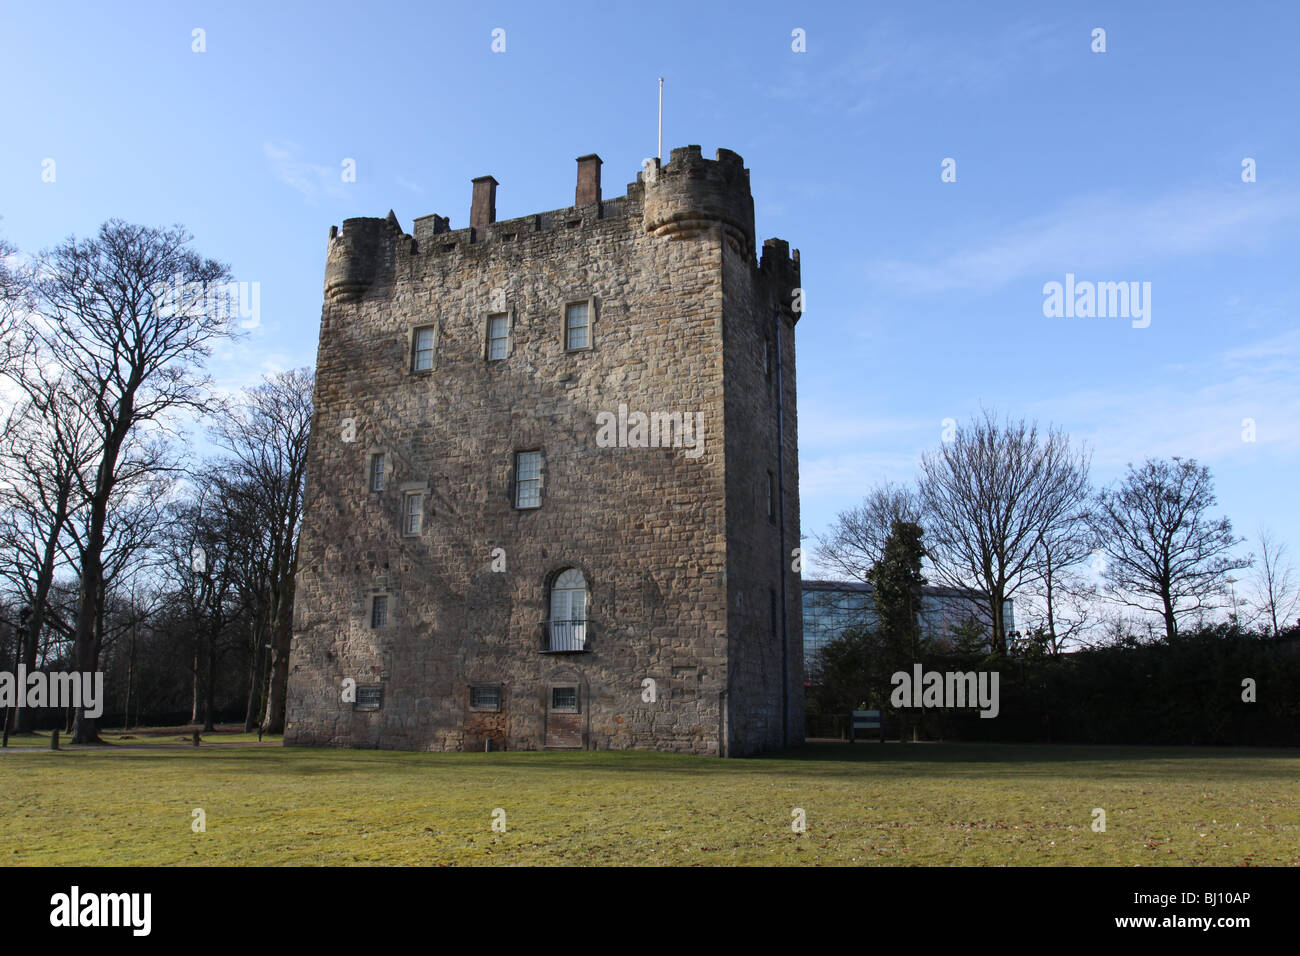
[767, 17, 1067, 116]
[263, 141, 350, 202]
[868, 186, 1300, 295]
[796, 322, 1300, 566]
[1037, 328, 1300, 469]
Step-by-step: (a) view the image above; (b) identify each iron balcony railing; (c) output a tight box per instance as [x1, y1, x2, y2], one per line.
[543, 619, 588, 652]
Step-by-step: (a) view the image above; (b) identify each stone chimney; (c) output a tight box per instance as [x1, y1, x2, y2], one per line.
[470, 176, 498, 232]
[576, 154, 602, 206]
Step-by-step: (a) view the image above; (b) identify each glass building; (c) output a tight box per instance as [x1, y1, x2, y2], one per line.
[802, 579, 1015, 680]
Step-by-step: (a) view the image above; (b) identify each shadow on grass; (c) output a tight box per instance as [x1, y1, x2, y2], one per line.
[14, 740, 1300, 784]
[760, 741, 1300, 765]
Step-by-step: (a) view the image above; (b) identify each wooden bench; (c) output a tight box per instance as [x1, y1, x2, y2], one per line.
[849, 709, 885, 743]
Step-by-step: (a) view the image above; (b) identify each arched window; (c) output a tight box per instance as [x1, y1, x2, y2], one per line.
[548, 568, 587, 651]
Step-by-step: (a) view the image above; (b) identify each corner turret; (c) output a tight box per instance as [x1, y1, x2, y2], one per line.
[640, 146, 756, 258]
[324, 213, 406, 302]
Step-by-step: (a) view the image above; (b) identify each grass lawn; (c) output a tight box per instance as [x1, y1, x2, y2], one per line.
[1, 741, 1296, 866]
[0, 728, 278, 748]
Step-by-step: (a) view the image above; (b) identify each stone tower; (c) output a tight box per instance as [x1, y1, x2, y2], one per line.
[284, 145, 803, 756]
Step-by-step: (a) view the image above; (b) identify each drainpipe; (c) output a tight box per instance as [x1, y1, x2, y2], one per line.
[774, 309, 789, 748]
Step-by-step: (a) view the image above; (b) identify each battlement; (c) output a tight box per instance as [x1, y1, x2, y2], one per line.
[324, 211, 406, 302]
[640, 145, 756, 258]
[324, 146, 777, 301]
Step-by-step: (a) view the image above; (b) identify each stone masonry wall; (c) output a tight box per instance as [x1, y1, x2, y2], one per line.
[285, 146, 801, 756]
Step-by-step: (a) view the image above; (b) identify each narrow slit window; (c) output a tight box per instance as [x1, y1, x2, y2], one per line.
[370, 454, 386, 492]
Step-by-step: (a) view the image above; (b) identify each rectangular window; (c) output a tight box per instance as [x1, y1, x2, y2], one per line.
[515, 450, 542, 509]
[551, 686, 578, 712]
[403, 493, 423, 535]
[565, 302, 590, 351]
[412, 326, 435, 371]
[370, 454, 386, 492]
[487, 313, 509, 360]
[355, 686, 383, 712]
[469, 685, 501, 711]
[371, 595, 388, 628]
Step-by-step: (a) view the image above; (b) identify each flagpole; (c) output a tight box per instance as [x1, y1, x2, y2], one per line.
[657, 77, 663, 161]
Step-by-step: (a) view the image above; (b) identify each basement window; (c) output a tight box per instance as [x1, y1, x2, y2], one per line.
[470, 684, 501, 712]
[551, 686, 579, 713]
[355, 686, 383, 712]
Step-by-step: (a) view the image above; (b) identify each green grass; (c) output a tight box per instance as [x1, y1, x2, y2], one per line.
[0, 729, 283, 748]
[2, 741, 1297, 865]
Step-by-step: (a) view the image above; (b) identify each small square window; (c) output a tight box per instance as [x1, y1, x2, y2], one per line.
[515, 450, 542, 509]
[371, 595, 388, 628]
[412, 326, 435, 372]
[404, 493, 423, 535]
[551, 686, 578, 712]
[370, 454, 386, 492]
[470, 685, 501, 711]
[355, 686, 383, 711]
[487, 313, 509, 361]
[565, 302, 590, 351]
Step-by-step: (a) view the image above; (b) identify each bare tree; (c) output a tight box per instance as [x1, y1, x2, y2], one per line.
[32, 220, 234, 742]
[156, 477, 247, 732]
[210, 368, 313, 734]
[815, 481, 920, 581]
[0, 381, 95, 731]
[1022, 504, 1098, 654]
[1090, 457, 1249, 642]
[0, 232, 33, 377]
[918, 409, 1092, 655]
[1250, 528, 1299, 638]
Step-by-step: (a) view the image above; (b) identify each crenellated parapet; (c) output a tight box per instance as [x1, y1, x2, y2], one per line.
[640, 145, 756, 258]
[761, 238, 803, 322]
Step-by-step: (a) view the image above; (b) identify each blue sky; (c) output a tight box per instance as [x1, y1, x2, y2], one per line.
[2, 0, 1297, 588]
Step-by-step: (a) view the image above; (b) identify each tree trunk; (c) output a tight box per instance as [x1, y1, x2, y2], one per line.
[73, 428, 126, 745]
[1162, 587, 1178, 642]
[989, 587, 1006, 655]
[191, 634, 200, 724]
[203, 618, 218, 732]
[71, 541, 104, 744]
[263, 609, 291, 734]
[242, 617, 263, 732]
[124, 620, 136, 730]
